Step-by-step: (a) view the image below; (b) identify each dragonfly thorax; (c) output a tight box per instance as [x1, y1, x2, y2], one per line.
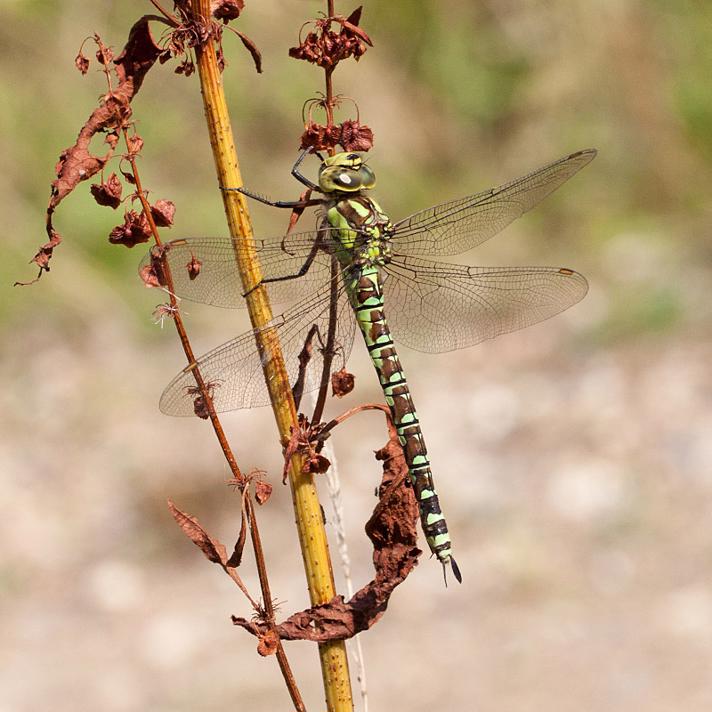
[325, 195, 393, 267]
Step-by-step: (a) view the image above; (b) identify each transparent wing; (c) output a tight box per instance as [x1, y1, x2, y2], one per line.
[391, 149, 596, 257]
[159, 280, 355, 416]
[383, 255, 588, 353]
[139, 231, 338, 308]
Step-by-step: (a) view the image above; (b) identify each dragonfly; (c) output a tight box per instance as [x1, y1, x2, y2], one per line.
[143, 147, 596, 583]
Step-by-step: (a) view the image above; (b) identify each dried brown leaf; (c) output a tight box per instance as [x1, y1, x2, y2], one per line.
[289, 7, 371, 69]
[186, 381, 221, 420]
[14, 229, 62, 285]
[299, 121, 341, 153]
[168, 500, 228, 565]
[232, 29, 262, 73]
[192, 394, 210, 419]
[342, 6, 372, 47]
[233, 429, 420, 644]
[121, 168, 137, 185]
[175, 58, 195, 76]
[94, 37, 114, 66]
[113, 18, 163, 93]
[139, 264, 162, 289]
[226, 505, 247, 569]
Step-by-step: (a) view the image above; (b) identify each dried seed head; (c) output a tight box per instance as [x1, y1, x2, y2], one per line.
[212, 0, 245, 23]
[108, 210, 151, 247]
[139, 264, 162, 288]
[303, 453, 331, 475]
[90, 172, 123, 209]
[150, 199, 176, 227]
[186, 254, 202, 280]
[75, 51, 90, 75]
[299, 121, 341, 152]
[289, 6, 372, 70]
[331, 368, 355, 398]
[256, 629, 279, 657]
[125, 134, 144, 156]
[254, 480, 273, 505]
[186, 381, 222, 420]
[339, 119, 373, 152]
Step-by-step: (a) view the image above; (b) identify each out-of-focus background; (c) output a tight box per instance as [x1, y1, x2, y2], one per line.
[2, 1, 711, 710]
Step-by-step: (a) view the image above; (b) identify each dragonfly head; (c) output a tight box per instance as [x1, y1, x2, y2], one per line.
[318, 152, 376, 194]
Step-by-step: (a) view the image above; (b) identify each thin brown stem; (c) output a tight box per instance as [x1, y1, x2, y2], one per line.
[320, 403, 393, 438]
[148, 0, 180, 26]
[324, 67, 335, 133]
[245, 495, 306, 712]
[123, 130, 244, 483]
[311, 256, 339, 424]
[124, 130, 308, 707]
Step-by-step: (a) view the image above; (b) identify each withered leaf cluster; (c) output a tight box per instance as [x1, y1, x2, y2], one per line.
[22, 19, 161, 282]
[300, 117, 374, 153]
[164, 1, 261, 75]
[21, 6, 260, 285]
[282, 414, 332, 484]
[289, 6, 372, 69]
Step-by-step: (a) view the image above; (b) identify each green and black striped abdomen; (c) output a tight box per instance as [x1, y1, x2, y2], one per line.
[344, 264, 460, 581]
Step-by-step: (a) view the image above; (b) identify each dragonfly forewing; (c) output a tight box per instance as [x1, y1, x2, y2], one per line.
[140, 232, 337, 309]
[391, 149, 597, 257]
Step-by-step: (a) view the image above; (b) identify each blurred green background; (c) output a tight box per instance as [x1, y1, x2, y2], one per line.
[2, 1, 712, 711]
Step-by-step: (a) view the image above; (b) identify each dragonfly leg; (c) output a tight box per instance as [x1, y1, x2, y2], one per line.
[220, 185, 321, 210]
[291, 148, 322, 191]
[242, 241, 322, 297]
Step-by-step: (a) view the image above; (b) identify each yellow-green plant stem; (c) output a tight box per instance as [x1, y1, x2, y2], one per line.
[192, 3, 354, 710]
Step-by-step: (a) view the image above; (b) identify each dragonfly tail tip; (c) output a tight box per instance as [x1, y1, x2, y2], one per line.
[451, 557, 462, 584]
[441, 556, 463, 586]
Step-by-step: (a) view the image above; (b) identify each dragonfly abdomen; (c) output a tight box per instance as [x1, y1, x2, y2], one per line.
[345, 265, 460, 581]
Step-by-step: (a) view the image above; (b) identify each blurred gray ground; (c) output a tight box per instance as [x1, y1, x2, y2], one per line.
[2, 2, 712, 711]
